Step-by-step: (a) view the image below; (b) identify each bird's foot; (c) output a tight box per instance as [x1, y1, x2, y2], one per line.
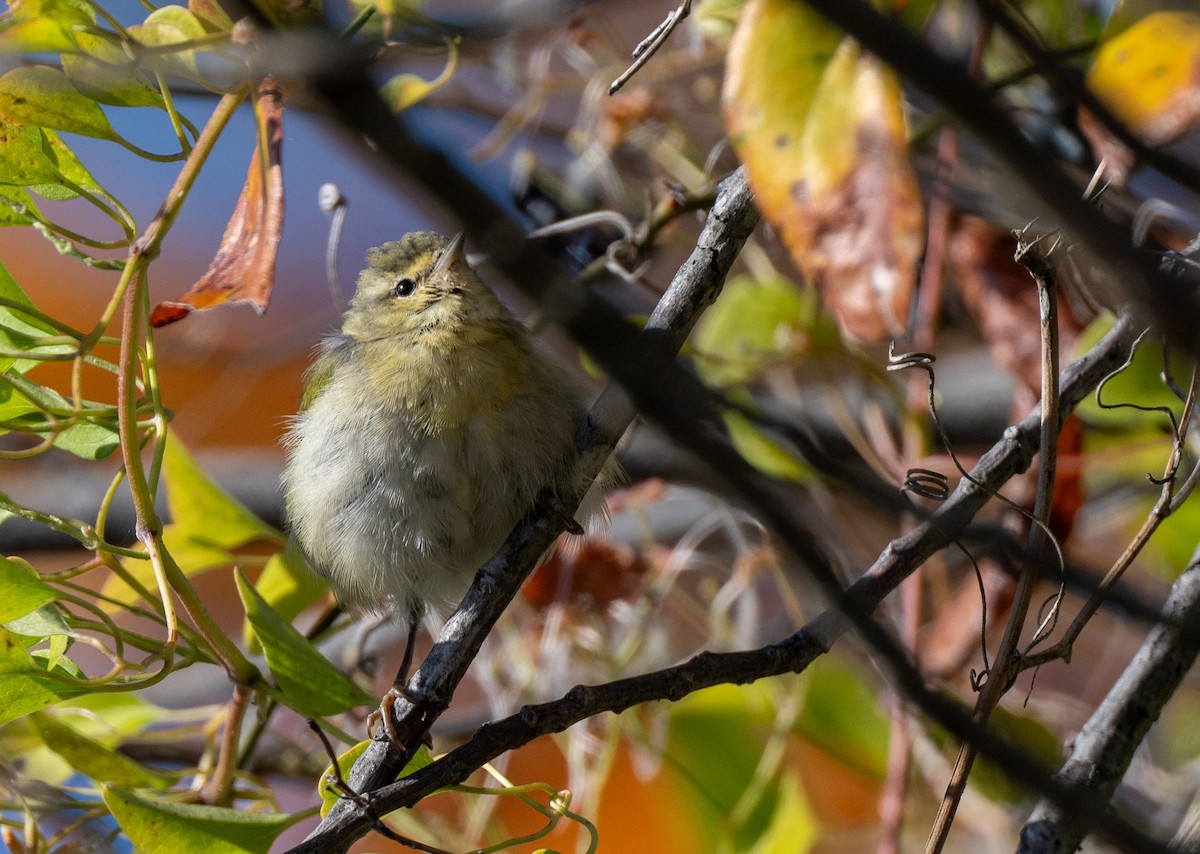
[367, 684, 433, 752]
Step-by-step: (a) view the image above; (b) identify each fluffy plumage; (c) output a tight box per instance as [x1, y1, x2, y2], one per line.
[282, 232, 605, 621]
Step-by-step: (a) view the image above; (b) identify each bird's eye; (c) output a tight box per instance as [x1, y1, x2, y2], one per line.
[392, 278, 416, 298]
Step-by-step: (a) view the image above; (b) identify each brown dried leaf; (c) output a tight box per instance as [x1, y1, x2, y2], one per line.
[948, 216, 1083, 393]
[521, 538, 648, 610]
[151, 78, 284, 328]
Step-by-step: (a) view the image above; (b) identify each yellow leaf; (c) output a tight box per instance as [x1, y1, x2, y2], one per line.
[722, 0, 841, 232]
[1083, 11, 1200, 181]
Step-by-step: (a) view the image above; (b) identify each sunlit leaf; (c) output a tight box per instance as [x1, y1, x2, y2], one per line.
[725, 6, 923, 342]
[5, 602, 71, 651]
[0, 626, 87, 724]
[0, 555, 55, 623]
[161, 436, 280, 549]
[382, 40, 459, 112]
[723, 0, 840, 238]
[152, 78, 283, 327]
[243, 539, 326, 651]
[0, 65, 119, 141]
[104, 786, 303, 854]
[43, 129, 114, 197]
[62, 33, 166, 109]
[30, 712, 174, 789]
[0, 119, 67, 189]
[0, 188, 40, 225]
[670, 683, 783, 848]
[693, 274, 809, 387]
[0, 0, 94, 52]
[695, 0, 746, 45]
[188, 0, 233, 31]
[236, 569, 373, 717]
[745, 773, 817, 854]
[1083, 11, 1200, 182]
[794, 42, 921, 342]
[128, 6, 211, 83]
[723, 411, 811, 482]
[318, 742, 433, 817]
[795, 656, 888, 781]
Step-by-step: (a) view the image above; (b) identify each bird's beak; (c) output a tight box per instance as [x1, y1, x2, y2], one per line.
[434, 232, 466, 274]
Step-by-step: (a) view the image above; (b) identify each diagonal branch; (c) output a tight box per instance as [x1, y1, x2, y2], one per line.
[1018, 545, 1200, 854]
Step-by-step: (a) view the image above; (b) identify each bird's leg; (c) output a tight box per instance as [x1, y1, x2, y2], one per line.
[368, 608, 423, 749]
[537, 488, 584, 536]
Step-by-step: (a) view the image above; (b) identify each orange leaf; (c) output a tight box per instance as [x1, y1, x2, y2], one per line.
[151, 78, 284, 328]
[1082, 11, 1200, 183]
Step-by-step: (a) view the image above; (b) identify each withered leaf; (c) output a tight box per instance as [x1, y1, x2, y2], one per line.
[724, 6, 923, 343]
[151, 77, 284, 328]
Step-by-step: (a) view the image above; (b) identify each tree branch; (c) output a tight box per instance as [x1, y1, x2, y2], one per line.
[1018, 545, 1200, 854]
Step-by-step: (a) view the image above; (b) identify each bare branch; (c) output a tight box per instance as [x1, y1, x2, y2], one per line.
[1018, 546, 1200, 853]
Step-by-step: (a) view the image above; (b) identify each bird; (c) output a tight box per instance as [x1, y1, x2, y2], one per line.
[281, 231, 612, 736]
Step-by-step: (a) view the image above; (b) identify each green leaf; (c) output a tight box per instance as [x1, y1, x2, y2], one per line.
[381, 39, 459, 112]
[0, 65, 119, 141]
[162, 437, 281, 549]
[243, 539, 326, 652]
[669, 683, 782, 849]
[693, 274, 809, 387]
[0, 377, 119, 458]
[794, 656, 889, 781]
[0, 118, 68, 188]
[0, 0, 95, 52]
[30, 711, 174, 788]
[0, 259, 67, 377]
[0, 555, 56, 622]
[236, 569, 373, 717]
[104, 786, 303, 854]
[746, 773, 817, 854]
[128, 6, 211, 83]
[187, 0, 234, 32]
[0, 626, 87, 724]
[62, 33, 165, 109]
[724, 410, 811, 483]
[0, 188, 40, 226]
[319, 741, 433, 817]
[6, 601, 72, 648]
[54, 418, 120, 459]
[42, 129, 109, 196]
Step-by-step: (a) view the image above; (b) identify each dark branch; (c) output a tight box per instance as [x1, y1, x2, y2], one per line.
[1018, 546, 1200, 853]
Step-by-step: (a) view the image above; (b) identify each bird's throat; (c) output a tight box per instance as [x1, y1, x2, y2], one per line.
[359, 326, 527, 432]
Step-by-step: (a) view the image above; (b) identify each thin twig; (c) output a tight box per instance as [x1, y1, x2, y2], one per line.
[926, 231, 1060, 853]
[608, 0, 691, 95]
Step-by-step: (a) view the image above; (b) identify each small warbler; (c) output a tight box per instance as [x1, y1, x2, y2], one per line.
[282, 231, 610, 686]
